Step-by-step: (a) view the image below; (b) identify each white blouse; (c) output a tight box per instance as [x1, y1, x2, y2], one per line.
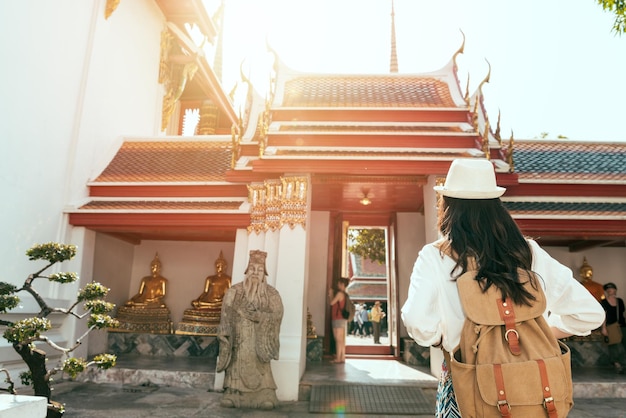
[401, 239, 606, 353]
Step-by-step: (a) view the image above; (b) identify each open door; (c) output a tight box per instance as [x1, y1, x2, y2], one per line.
[343, 224, 395, 357]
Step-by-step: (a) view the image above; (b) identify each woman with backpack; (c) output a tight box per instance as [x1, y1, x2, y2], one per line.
[328, 277, 349, 364]
[401, 158, 605, 417]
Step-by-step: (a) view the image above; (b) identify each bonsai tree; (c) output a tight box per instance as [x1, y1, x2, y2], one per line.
[0, 242, 119, 417]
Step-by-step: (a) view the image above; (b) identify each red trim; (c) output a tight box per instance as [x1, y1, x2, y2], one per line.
[267, 133, 477, 149]
[271, 108, 470, 123]
[69, 213, 250, 228]
[516, 219, 626, 235]
[250, 159, 455, 175]
[88, 184, 248, 198]
[506, 183, 626, 197]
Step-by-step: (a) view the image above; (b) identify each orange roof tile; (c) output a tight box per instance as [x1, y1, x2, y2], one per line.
[94, 141, 232, 183]
[282, 76, 457, 108]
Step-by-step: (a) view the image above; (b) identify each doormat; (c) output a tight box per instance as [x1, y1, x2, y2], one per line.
[309, 384, 434, 415]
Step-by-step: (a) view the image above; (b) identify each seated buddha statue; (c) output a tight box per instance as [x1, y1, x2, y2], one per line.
[126, 253, 168, 308]
[112, 253, 173, 334]
[580, 257, 605, 303]
[176, 251, 231, 336]
[191, 251, 231, 310]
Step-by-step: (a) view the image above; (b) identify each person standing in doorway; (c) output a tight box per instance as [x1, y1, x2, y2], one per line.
[328, 278, 349, 364]
[358, 304, 370, 337]
[371, 301, 384, 344]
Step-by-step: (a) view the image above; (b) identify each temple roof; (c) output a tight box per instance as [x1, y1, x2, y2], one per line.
[281, 75, 459, 108]
[512, 140, 626, 184]
[93, 140, 232, 183]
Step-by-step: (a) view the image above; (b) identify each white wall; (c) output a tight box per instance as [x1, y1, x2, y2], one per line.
[543, 246, 626, 294]
[307, 211, 330, 336]
[396, 212, 426, 337]
[0, 0, 172, 380]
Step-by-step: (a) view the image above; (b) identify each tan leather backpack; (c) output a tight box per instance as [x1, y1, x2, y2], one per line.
[449, 266, 573, 417]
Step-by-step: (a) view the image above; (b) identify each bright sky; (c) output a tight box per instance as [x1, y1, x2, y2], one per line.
[204, 0, 626, 141]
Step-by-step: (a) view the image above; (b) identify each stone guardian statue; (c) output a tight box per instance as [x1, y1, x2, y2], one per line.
[217, 250, 283, 410]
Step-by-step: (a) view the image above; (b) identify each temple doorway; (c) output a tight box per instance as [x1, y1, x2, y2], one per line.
[342, 224, 397, 357]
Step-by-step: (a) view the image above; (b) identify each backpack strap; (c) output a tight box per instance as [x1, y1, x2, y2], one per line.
[493, 364, 512, 417]
[496, 298, 521, 356]
[538, 359, 559, 418]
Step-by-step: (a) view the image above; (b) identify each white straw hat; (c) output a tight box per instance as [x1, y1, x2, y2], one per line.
[433, 158, 506, 199]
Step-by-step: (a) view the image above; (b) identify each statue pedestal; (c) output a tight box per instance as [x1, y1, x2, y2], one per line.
[111, 306, 173, 334]
[175, 308, 221, 336]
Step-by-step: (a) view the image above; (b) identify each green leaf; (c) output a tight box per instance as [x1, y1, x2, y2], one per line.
[26, 243, 77, 264]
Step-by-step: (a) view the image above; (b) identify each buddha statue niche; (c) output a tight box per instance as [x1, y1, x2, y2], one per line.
[111, 253, 173, 334]
[176, 251, 232, 336]
[579, 257, 605, 303]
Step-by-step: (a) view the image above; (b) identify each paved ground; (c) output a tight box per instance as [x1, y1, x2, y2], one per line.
[52, 381, 626, 418]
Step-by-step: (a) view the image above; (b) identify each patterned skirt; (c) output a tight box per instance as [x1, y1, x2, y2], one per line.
[435, 357, 461, 418]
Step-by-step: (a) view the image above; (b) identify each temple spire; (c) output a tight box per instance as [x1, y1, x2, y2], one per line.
[212, 0, 225, 82]
[389, 0, 398, 73]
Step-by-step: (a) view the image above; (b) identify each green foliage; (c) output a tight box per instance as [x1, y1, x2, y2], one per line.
[88, 313, 119, 330]
[3, 317, 51, 344]
[93, 353, 117, 370]
[1, 242, 118, 402]
[26, 242, 77, 264]
[62, 358, 87, 379]
[0, 294, 20, 314]
[19, 371, 32, 386]
[77, 282, 110, 302]
[85, 300, 115, 315]
[348, 228, 387, 264]
[48, 272, 78, 284]
[0, 282, 18, 295]
[597, 0, 626, 34]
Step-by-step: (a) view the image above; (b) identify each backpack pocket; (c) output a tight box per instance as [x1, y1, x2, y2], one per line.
[450, 341, 573, 417]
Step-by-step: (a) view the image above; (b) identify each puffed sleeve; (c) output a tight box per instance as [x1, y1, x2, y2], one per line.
[530, 240, 605, 336]
[401, 245, 445, 347]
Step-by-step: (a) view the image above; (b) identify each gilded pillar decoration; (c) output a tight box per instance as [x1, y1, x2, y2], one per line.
[264, 179, 282, 231]
[280, 176, 308, 230]
[247, 183, 266, 235]
[105, 0, 120, 20]
[197, 101, 219, 135]
[158, 29, 198, 132]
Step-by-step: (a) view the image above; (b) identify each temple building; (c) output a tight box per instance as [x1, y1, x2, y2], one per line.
[2, 0, 625, 402]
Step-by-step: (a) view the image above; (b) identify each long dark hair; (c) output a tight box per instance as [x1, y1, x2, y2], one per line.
[438, 196, 537, 305]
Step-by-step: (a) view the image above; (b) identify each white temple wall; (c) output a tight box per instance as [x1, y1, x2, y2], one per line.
[307, 211, 331, 336]
[0, 0, 166, 385]
[0, 0, 164, 286]
[396, 212, 426, 338]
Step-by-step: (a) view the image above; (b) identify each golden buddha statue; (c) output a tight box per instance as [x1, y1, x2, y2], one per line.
[112, 253, 173, 334]
[175, 251, 232, 336]
[126, 253, 167, 307]
[580, 257, 605, 303]
[191, 251, 231, 310]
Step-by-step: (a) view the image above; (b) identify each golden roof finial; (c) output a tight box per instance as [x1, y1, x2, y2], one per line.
[494, 109, 502, 145]
[478, 59, 491, 98]
[452, 29, 466, 73]
[482, 120, 490, 159]
[507, 131, 515, 172]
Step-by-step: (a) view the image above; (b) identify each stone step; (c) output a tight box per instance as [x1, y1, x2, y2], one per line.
[75, 355, 626, 400]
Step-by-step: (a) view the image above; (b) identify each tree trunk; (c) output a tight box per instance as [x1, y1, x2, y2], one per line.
[13, 343, 51, 399]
